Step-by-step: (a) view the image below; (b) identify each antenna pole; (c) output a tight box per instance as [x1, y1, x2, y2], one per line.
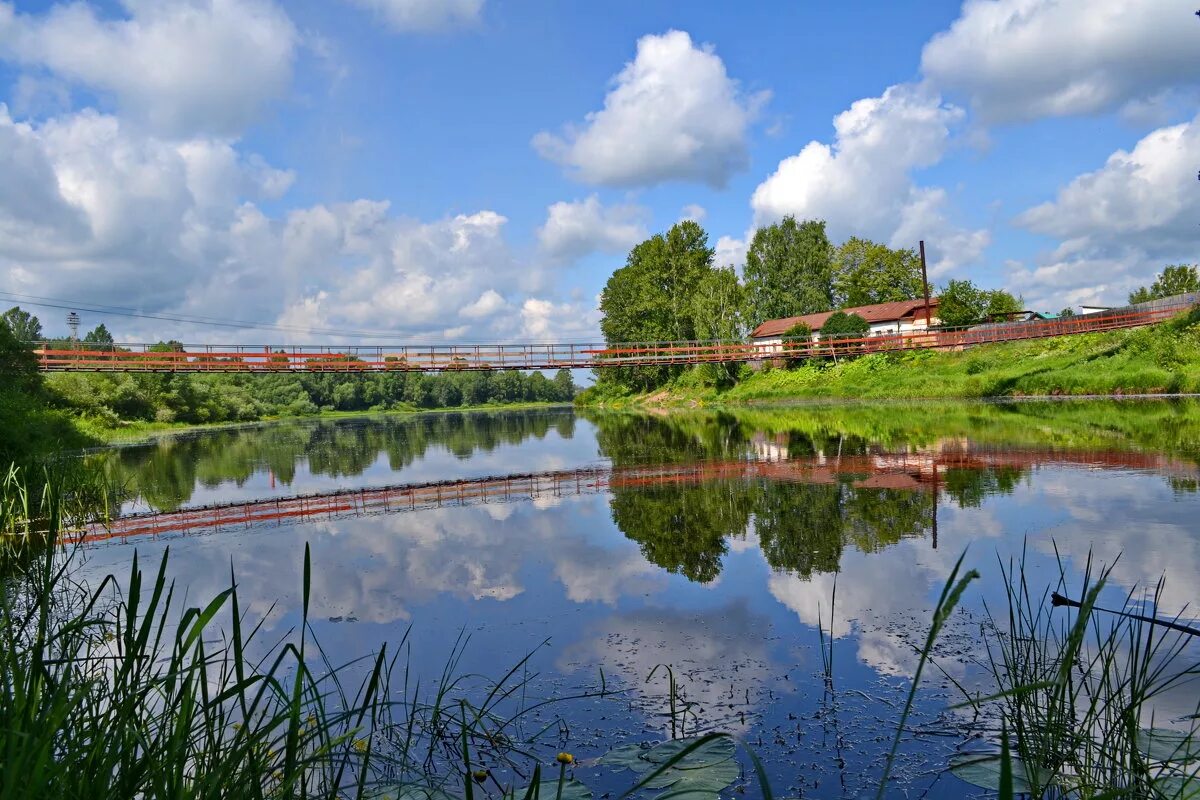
[919, 241, 932, 326]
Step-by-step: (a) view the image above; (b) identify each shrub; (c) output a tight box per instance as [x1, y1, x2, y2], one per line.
[820, 311, 870, 340]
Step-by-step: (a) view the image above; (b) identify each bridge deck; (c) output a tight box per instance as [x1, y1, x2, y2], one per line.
[31, 302, 1194, 373]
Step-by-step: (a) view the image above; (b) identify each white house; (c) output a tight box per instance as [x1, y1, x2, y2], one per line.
[749, 298, 940, 353]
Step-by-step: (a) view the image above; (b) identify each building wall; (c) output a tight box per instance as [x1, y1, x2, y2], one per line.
[751, 314, 938, 352]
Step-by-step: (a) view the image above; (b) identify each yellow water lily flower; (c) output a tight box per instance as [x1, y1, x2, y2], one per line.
[556, 752, 574, 765]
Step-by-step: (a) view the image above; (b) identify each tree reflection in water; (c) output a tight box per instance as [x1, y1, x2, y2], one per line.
[594, 412, 1019, 583]
[96, 410, 577, 512]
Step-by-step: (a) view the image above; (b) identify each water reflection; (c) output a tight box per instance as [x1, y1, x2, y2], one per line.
[76, 401, 1200, 798]
[99, 409, 580, 511]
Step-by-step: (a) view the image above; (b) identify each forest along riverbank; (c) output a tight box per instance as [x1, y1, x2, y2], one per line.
[577, 306, 1200, 407]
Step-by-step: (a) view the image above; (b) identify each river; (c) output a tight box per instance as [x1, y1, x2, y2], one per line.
[73, 401, 1200, 798]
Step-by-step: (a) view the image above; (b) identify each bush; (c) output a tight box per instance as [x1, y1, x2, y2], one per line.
[819, 311, 870, 340]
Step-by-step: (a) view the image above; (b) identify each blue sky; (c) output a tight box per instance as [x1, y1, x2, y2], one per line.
[1, 0, 1197, 343]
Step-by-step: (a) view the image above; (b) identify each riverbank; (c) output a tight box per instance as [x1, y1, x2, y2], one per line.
[577, 307, 1200, 407]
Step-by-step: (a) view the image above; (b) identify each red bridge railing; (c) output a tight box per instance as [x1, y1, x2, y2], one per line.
[30, 300, 1196, 374]
[66, 444, 1199, 545]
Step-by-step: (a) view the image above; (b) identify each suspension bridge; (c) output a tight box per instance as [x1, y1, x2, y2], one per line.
[68, 443, 1198, 545]
[31, 299, 1196, 374]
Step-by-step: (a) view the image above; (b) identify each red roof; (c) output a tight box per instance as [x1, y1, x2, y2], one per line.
[750, 298, 939, 338]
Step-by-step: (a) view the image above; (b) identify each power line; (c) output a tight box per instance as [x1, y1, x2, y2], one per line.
[0, 290, 602, 344]
[0, 290, 404, 338]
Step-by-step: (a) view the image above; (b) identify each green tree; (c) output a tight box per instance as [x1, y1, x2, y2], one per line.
[1129, 264, 1200, 304]
[744, 216, 834, 324]
[983, 289, 1023, 321]
[552, 368, 575, 401]
[833, 238, 924, 307]
[690, 266, 748, 384]
[1059, 307, 1076, 318]
[83, 323, 114, 344]
[937, 280, 1022, 327]
[819, 311, 870, 339]
[937, 280, 985, 327]
[1, 307, 43, 342]
[599, 221, 715, 391]
[0, 316, 40, 394]
[781, 321, 813, 351]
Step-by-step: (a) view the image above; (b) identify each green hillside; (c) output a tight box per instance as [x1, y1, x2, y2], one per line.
[578, 307, 1200, 406]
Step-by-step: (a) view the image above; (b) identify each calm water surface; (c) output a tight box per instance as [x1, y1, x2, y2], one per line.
[78, 402, 1200, 798]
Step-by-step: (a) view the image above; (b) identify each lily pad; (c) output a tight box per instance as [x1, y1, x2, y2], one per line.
[395, 784, 460, 800]
[521, 779, 593, 800]
[653, 789, 730, 800]
[1153, 775, 1200, 799]
[948, 752, 1047, 794]
[1139, 729, 1200, 764]
[641, 757, 738, 792]
[601, 735, 739, 797]
[600, 743, 654, 772]
[642, 737, 736, 767]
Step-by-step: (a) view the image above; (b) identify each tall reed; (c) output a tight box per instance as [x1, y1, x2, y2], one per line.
[0, 467, 600, 799]
[961, 547, 1200, 798]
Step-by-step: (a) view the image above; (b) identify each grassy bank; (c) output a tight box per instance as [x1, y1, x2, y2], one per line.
[578, 308, 1200, 407]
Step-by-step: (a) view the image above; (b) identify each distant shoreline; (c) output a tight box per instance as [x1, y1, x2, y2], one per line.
[78, 401, 574, 448]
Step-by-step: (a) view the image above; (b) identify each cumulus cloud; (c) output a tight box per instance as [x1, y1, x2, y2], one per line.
[0, 105, 595, 344]
[921, 0, 1200, 123]
[344, 0, 483, 32]
[519, 297, 600, 341]
[713, 235, 747, 269]
[0, 106, 292, 313]
[537, 196, 648, 263]
[1009, 114, 1200, 307]
[0, 0, 297, 137]
[532, 30, 768, 188]
[678, 204, 706, 223]
[750, 84, 988, 275]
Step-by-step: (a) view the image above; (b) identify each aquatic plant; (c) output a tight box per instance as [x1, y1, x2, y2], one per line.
[951, 548, 1200, 798]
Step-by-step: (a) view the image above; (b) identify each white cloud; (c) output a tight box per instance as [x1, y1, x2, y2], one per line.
[537, 195, 648, 263]
[344, 0, 483, 32]
[921, 0, 1200, 123]
[532, 30, 768, 188]
[750, 84, 988, 275]
[713, 235, 746, 269]
[0, 105, 596, 344]
[1009, 114, 1200, 307]
[459, 289, 506, 319]
[679, 204, 706, 223]
[519, 297, 600, 341]
[0, 0, 297, 137]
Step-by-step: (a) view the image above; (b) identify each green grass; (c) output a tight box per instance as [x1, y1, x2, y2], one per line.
[579, 309, 1200, 406]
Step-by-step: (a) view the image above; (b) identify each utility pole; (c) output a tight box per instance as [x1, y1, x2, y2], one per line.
[919, 240, 932, 327]
[67, 311, 80, 341]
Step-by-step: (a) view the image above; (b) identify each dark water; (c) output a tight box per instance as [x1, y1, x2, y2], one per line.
[77, 402, 1200, 798]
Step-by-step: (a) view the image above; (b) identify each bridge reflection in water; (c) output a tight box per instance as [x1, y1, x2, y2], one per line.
[70, 443, 1197, 546]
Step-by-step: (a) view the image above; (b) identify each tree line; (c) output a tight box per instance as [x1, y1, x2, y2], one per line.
[1128, 264, 1200, 305]
[1, 307, 576, 434]
[597, 217, 1023, 392]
